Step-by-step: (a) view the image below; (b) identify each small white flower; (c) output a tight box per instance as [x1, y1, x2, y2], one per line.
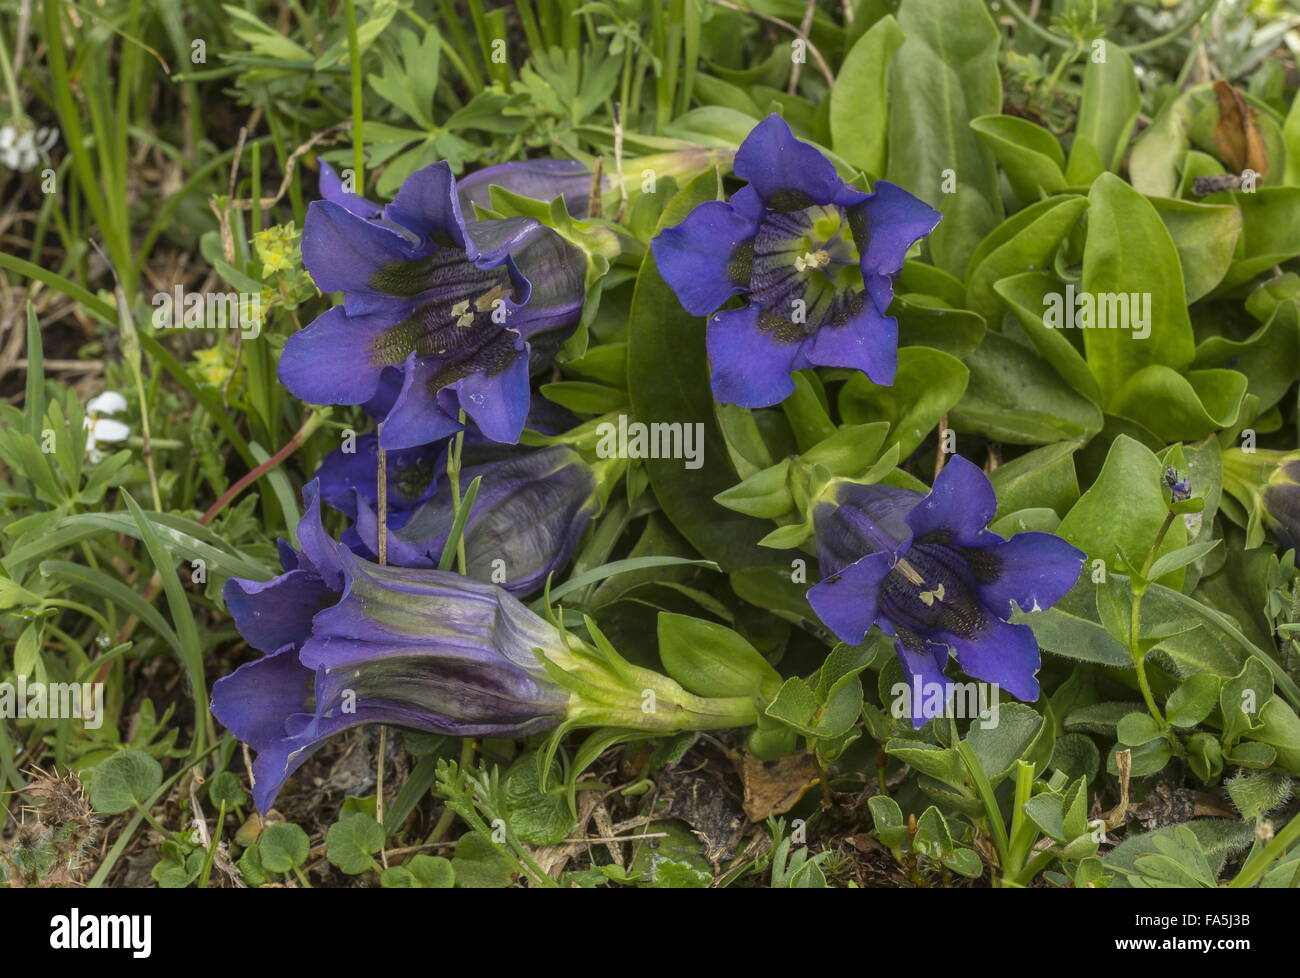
[89, 417, 131, 444]
[84, 390, 131, 463]
[86, 391, 128, 415]
[0, 125, 57, 173]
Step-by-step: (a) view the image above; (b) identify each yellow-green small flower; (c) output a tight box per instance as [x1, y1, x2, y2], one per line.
[193, 346, 235, 389]
[253, 223, 300, 276]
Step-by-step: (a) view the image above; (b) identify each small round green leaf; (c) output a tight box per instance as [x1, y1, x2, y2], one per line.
[91, 749, 163, 815]
[326, 812, 385, 875]
[259, 822, 310, 873]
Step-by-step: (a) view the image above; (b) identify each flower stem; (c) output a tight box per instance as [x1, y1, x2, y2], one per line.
[1229, 808, 1300, 888]
[343, 0, 365, 187]
[956, 739, 1010, 882]
[200, 410, 327, 526]
[1128, 511, 1177, 728]
[447, 411, 469, 575]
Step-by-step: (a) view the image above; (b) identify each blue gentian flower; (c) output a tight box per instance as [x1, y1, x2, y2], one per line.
[280, 161, 585, 448]
[650, 115, 940, 408]
[215, 489, 756, 812]
[215, 546, 571, 813]
[806, 457, 1085, 726]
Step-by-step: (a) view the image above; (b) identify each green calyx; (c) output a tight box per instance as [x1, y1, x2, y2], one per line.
[533, 615, 760, 736]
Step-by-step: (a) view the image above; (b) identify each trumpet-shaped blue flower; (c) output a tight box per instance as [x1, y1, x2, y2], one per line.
[651, 115, 940, 408]
[215, 487, 756, 812]
[280, 161, 585, 448]
[807, 457, 1085, 726]
[215, 550, 571, 813]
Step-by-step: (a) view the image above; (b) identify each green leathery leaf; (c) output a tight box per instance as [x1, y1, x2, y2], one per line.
[970, 114, 1067, 205]
[1081, 174, 1195, 404]
[1148, 196, 1242, 304]
[837, 347, 968, 459]
[995, 271, 1103, 406]
[1066, 44, 1140, 184]
[1212, 189, 1300, 294]
[966, 195, 1089, 321]
[885, 0, 1002, 277]
[949, 331, 1102, 444]
[987, 442, 1080, 518]
[1193, 298, 1300, 414]
[830, 15, 905, 178]
[656, 612, 781, 699]
[1108, 366, 1246, 443]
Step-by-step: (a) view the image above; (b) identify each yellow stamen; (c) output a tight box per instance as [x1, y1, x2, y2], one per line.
[794, 249, 831, 272]
[451, 299, 474, 328]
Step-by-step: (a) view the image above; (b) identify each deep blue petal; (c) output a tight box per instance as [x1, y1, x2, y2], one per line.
[383, 160, 468, 249]
[803, 296, 898, 386]
[946, 616, 1041, 703]
[734, 115, 867, 210]
[893, 638, 956, 729]
[210, 645, 312, 755]
[807, 551, 892, 645]
[318, 160, 382, 219]
[377, 355, 465, 451]
[296, 480, 345, 589]
[451, 346, 532, 445]
[652, 198, 760, 316]
[706, 305, 801, 408]
[362, 366, 405, 419]
[850, 181, 942, 278]
[222, 570, 335, 655]
[300, 199, 423, 297]
[277, 306, 389, 406]
[904, 455, 1001, 547]
[973, 531, 1086, 619]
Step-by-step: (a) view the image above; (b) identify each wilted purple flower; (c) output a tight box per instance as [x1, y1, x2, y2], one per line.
[650, 115, 940, 408]
[341, 444, 597, 595]
[280, 161, 585, 448]
[807, 457, 1085, 726]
